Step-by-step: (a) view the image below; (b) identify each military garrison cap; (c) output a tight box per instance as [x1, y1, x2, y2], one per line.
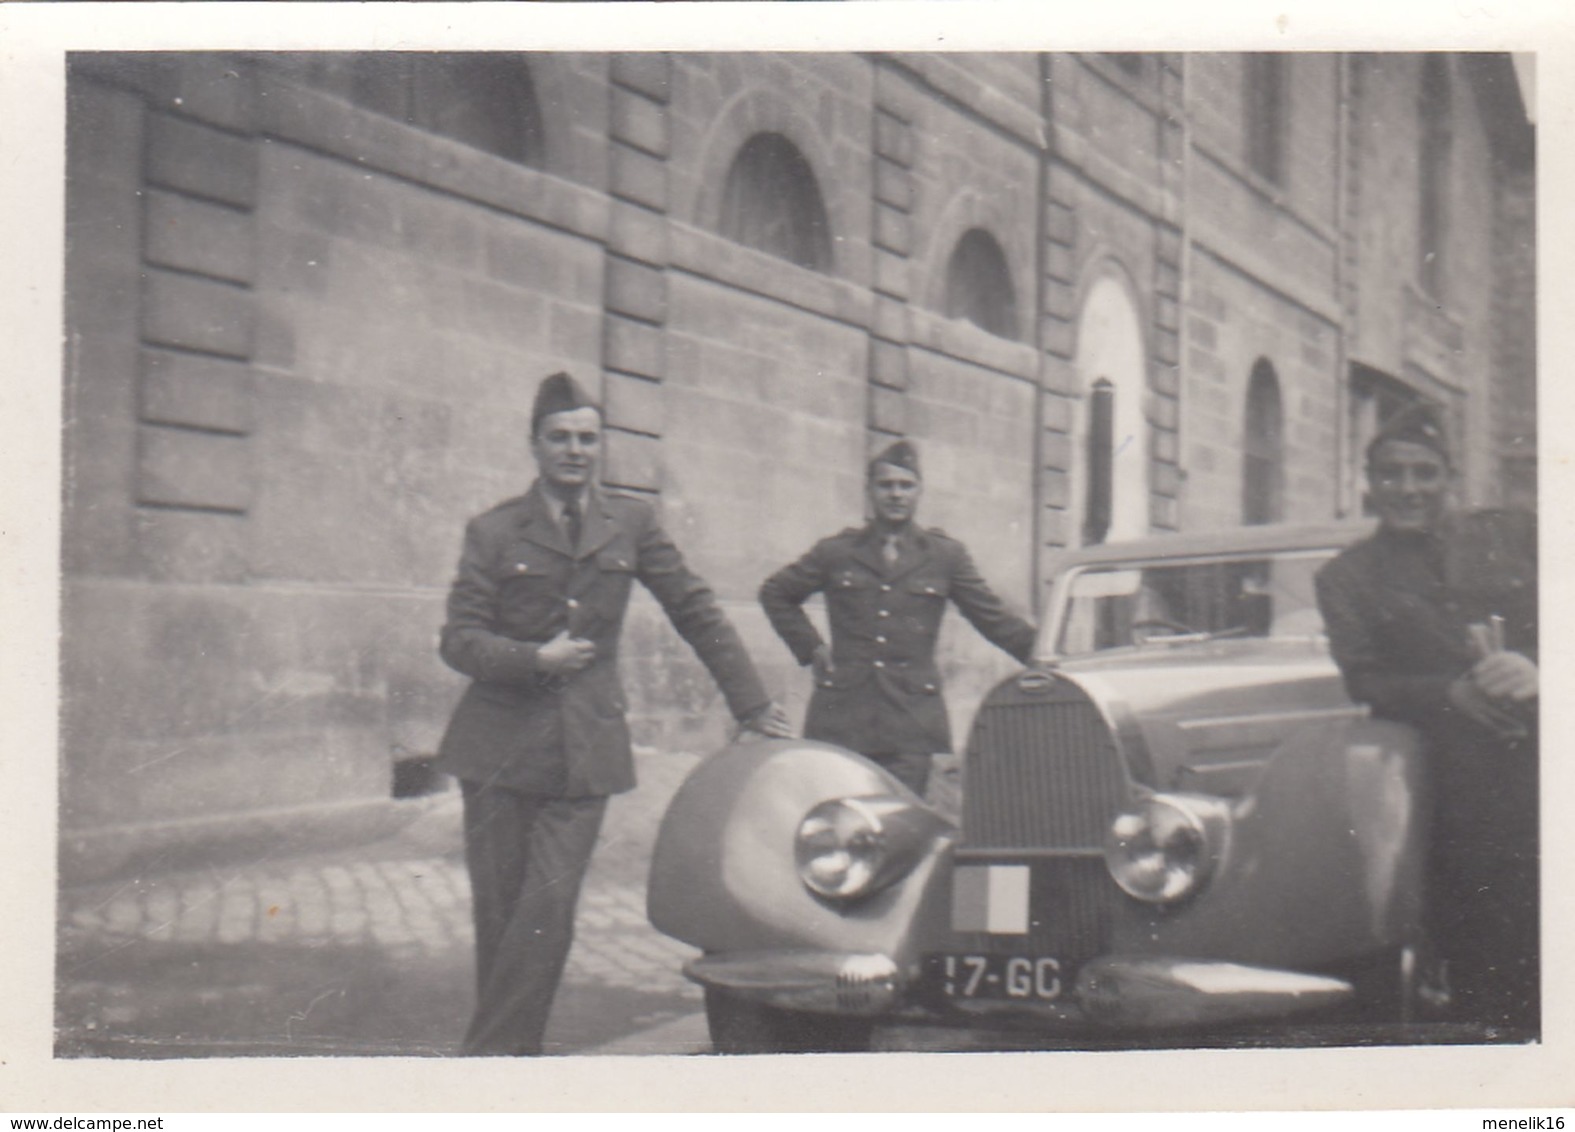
[869, 438, 921, 478]
[531, 372, 600, 433]
[1366, 401, 1450, 467]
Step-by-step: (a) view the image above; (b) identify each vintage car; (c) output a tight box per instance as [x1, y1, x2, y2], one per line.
[647, 520, 1435, 1052]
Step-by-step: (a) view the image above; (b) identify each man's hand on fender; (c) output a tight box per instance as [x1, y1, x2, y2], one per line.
[1471, 650, 1538, 704]
[537, 630, 596, 675]
[740, 701, 795, 739]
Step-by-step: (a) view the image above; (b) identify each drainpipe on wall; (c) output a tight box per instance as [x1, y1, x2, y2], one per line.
[1332, 53, 1354, 519]
[1174, 53, 1193, 531]
[1031, 51, 1053, 614]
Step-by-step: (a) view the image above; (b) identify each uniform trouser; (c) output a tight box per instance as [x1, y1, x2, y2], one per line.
[459, 780, 608, 1056]
[1429, 842, 1538, 1034]
[1426, 730, 1539, 1035]
[867, 751, 933, 798]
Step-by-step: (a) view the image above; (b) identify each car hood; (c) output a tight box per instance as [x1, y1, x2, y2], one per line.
[1043, 638, 1357, 791]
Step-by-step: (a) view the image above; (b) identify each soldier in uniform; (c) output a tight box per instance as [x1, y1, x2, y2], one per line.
[759, 439, 1037, 797]
[435, 372, 791, 1056]
[1315, 402, 1538, 1036]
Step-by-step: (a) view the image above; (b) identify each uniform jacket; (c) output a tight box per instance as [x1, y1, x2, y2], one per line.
[436, 482, 770, 797]
[1314, 509, 1537, 732]
[759, 524, 1036, 756]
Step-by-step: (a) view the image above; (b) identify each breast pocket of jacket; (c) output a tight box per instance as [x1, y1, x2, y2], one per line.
[497, 547, 565, 609]
[588, 547, 637, 613]
[902, 575, 950, 632]
[826, 568, 873, 614]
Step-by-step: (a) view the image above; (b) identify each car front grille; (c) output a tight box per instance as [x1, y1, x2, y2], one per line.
[961, 682, 1131, 852]
[951, 675, 1133, 964]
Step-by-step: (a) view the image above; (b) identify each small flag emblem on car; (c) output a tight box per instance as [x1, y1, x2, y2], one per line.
[952, 865, 1030, 935]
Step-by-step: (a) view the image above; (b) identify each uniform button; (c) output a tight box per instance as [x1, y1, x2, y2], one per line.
[515, 563, 529, 573]
[880, 584, 892, 592]
[875, 635, 887, 644]
[873, 660, 885, 669]
[878, 609, 890, 618]
[567, 598, 580, 609]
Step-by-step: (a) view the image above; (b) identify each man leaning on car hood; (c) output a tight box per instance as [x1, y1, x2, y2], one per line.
[1315, 401, 1538, 1038]
[434, 371, 792, 1056]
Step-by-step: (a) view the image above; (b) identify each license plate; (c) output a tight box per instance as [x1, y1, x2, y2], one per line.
[925, 953, 1066, 1002]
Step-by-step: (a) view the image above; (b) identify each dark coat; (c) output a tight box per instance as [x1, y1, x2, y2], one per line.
[436, 483, 770, 797]
[1315, 512, 1539, 1027]
[1315, 509, 1539, 864]
[759, 524, 1036, 756]
[1314, 510, 1537, 732]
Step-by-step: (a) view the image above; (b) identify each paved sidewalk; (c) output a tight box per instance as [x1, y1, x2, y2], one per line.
[56, 750, 709, 1058]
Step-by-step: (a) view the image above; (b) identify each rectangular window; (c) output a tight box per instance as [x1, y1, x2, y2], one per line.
[1083, 380, 1114, 546]
[1244, 54, 1287, 185]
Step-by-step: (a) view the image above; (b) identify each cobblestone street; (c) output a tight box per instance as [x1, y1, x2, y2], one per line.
[56, 751, 708, 1058]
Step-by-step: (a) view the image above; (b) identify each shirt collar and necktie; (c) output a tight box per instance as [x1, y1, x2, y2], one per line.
[544, 488, 589, 552]
[562, 497, 583, 552]
[876, 526, 917, 571]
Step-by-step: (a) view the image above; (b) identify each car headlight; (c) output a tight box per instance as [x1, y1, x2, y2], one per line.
[795, 795, 938, 902]
[1104, 793, 1229, 904]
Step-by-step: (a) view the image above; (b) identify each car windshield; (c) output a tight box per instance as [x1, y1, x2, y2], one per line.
[1055, 550, 1337, 657]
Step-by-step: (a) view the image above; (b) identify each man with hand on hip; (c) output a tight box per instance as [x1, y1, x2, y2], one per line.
[759, 439, 1036, 798]
[435, 371, 791, 1056]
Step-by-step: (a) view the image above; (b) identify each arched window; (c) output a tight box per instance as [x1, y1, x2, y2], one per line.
[348, 53, 546, 168]
[1242, 360, 1285, 525]
[718, 133, 833, 272]
[1418, 56, 1453, 298]
[1243, 54, 1288, 185]
[943, 228, 1019, 341]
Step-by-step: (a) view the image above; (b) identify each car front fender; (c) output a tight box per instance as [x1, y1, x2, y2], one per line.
[647, 736, 953, 963]
[1111, 714, 1426, 967]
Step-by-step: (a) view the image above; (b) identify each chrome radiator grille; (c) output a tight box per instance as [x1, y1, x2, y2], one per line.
[960, 686, 1130, 852]
[949, 678, 1133, 964]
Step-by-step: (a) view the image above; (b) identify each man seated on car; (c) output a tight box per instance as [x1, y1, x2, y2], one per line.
[759, 439, 1037, 798]
[1314, 402, 1538, 1038]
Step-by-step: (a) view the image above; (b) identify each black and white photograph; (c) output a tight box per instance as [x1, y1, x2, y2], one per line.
[2, 0, 1572, 1117]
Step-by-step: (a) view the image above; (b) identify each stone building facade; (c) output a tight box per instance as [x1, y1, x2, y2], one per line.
[60, 52, 1534, 880]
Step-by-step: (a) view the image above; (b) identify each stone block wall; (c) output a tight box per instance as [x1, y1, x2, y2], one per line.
[62, 54, 615, 876]
[1492, 164, 1536, 510]
[1172, 54, 1345, 530]
[59, 50, 1534, 878]
[1180, 252, 1342, 530]
[1344, 54, 1512, 507]
[1041, 54, 1179, 543]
